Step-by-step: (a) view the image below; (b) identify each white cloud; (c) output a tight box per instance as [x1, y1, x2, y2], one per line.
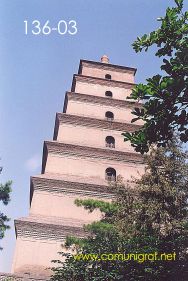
[25, 154, 41, 172]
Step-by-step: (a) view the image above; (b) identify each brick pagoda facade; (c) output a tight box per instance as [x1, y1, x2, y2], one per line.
[4, 56, 144, 280]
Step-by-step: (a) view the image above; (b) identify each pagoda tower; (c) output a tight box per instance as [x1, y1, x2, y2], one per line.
[11, 56, 144, 279]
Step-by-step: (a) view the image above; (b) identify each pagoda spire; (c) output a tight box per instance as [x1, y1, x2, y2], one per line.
[101, 54, 109, 63]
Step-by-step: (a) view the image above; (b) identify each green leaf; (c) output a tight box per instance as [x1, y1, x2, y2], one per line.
[175, 0, 183, 8]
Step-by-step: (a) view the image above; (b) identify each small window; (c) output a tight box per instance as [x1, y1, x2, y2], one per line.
[105, 111, 114, 121]
[105, 167, 116, 181]
[105, 74, 111, 80]
[105, 91, 112, 98]
[105, 136, 115, 148]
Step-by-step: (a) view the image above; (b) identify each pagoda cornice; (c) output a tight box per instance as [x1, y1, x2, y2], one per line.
[42, 141, 144, 173]
[71, 74, 136, 92]
[63, 91, 142, 112]
[30, 175, 114, 204]
[78, 59, 137, 75]
[53, 113, 141, 141]
[0, 273, 47, 281]
[15, 216, 88, 241]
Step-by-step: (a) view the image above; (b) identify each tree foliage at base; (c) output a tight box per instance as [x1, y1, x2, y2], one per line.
[123, 0, 188, 154]
[51, 140, 188, 281]
[0, 166, 12, 250]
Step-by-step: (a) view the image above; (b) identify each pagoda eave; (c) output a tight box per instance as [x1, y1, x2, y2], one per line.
[53, 112, 142, 140]
[71, 74, 136, 92]
[78, 59, 137, 75]
[15, 216, 88, 241]
[63, 91, 143, 112]
[0, 273, 47, 281]
[30, 174, 114, 204]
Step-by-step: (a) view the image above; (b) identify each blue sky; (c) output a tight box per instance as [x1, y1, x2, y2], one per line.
[0, 0, 187, 273]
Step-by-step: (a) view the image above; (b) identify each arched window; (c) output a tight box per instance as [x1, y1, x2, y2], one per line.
[105, 136, 115, 148]
[105, 167, 116, 181]
[105, 111, 114, 121]
[105, 91, 113, 98]
[105, 74, 112, 80]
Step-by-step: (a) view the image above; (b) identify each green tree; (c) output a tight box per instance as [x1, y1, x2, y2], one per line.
[0, 166, 12, 250]
[123, 0, 188, 154]
[51, 140, 188, 281]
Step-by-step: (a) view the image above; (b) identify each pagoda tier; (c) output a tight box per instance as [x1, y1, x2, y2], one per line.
[78, 59, 137, 80]
[53, 113, 141, 153]
[63, 91, 142, 113]
[12, 216, 87, 280]
[29, 173, 113, 223]
[71, 74, 135, 100]
[42, 141, 144, 173]
[11, 56, 144, 279]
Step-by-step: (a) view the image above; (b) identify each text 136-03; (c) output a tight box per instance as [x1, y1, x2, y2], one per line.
[24, 20, 77, 35]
